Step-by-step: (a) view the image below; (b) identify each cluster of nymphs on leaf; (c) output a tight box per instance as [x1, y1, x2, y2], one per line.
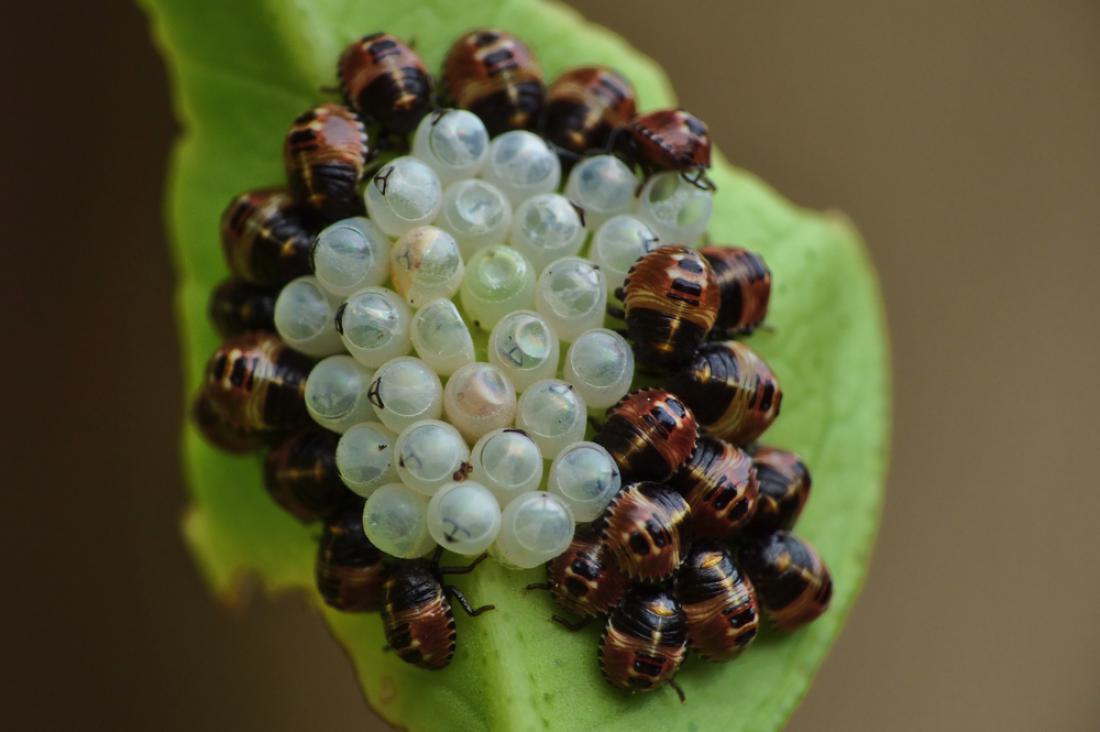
[189, 26, 831, 692]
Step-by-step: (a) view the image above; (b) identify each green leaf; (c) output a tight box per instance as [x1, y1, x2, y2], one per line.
[142, 0, 890, 729]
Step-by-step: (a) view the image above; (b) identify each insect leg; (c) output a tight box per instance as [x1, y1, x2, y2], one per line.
[439, 552, 489, 575]
[524, 581, 551, 591]
[551, 614, 591, 632]
[668, 679, 687, 704]
[445, 586, 495, 616]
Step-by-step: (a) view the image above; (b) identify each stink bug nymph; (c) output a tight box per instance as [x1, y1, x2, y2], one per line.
[543, 65, 636, 158]
[599, 587, 688, 700]
[382, 551, 495, 670]
[699, 246, 772, 336]
[191, 392, 273, 454]
[202, 333, 312, 433]
[617, 108, 713, 189]
[208, 279, 277, 339]
[316, 499, 387, 612]
[746, 446, 812, 535]
[526, 526, 629, 628]
[673, 340, 783, 446]
[676, 541, 760, 662]
[736, 532, 832, 632]
[338, 33, 433, 134]
[670, 436, 759, 540]
[220, 188, 314, 287]
[284, 103, 371, 223]
[601, 481, 691, 582]
[612, 245, 720, 371]
[594, 388, 699, 483]
[442, 29, 544, 135]
[262, 428, 351, 522]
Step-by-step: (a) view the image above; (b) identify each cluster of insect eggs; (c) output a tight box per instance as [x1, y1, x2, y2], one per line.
[196, 25, 835, 683]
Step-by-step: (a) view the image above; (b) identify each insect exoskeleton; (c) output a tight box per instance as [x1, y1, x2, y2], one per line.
[699, 246, 772, 336]
[673, 340, 782, 446]
[202, 333, 312, 432]
[191, 392, 272, 454]
[746, 446, 811, 535]
[736, 531, 832, 632]
[220, 188, 313, 286]
[441, 29, 544, 135]
[315, 499, 387, 612]
[543, 65, 636, 158]
[283, 103, 370, 223]
[600, 481, 691, 581]
[262, 429, 350, 522]
[594, 388, 699, 483]
[599, 586, 687, 700]
[208, 279, 277, 339]
[337, 33, 432, 134]
[382, 552, 495, 670]
[617, 245, 720, 370]
[618, 108, 712, 189]
[669, 436, 759, 540]
[530, 525, 629, 622]
[675, 541, 760, 662]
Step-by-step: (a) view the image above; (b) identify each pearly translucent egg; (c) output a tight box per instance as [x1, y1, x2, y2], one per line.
[635, 171, 714, 245]
[470, 428, 544, 506]
[509, 194, 586, 272]
[408, 298, 474, 376]
[364, 156, 442, 237]
[564, 154, 637, 230]
[411, 109, 490, 186]
[336, 422, 398, 497]
[438, 179, 512, 260]
[443, 362, 518, 443]
[367, 356, 443, 433]
[311, 217, 390, 296]
[273, 275, 344, 357]
[480, 130, 561, 206]
[304, 355, 375, 433]
[426, 481, 502, 556]
[390, 226, 464, 308]
[487, 310, 560, 392]
[393, 420, 471, 497]
[362, 482, 436, 558]
[534, 257, 607, 343]
[493, 491, 575, 569]
[547, 441, 622, 522]
[514, 379, 587, 458]
[336, 287, 411, 368]
[459, 245, 536, 331]
[590, 214, 661, 298]
[562, 328, 634, 409]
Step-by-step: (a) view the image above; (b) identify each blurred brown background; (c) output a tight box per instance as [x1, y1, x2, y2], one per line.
[2, 1, 1097, 730]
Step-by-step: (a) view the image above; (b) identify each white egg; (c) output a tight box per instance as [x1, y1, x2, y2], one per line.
[273, 276, 344, 357]
[364, 156, 443, 237]
[367, 356, 444, 433]
[480, 130, 561, 206]
[590, 214, 660, 298]
[336, 422, 398, 497]
[443, 362, 518, 443]
[437, 179, 512, 260]
[470, 428, 544, 506]
[514, 379, 587, 458]
[311, 217, 391, 296]
[510, 193, 586, 272]
[304, 355, 375, 433]
[534, 256, 607, 343]
[362, 483, 436, 558]
[487, 310, 560, 392]
[459, 244, 536, 331]
[635, 171, 713, 245]
[564, 154, 637, 230]
[493, 491, 575, 569]
[547, 441, 622, 522]
[336, 287, 412, 368]
[562, 328, 634, 409]
[408, 298, 474, 376]
[426, 481, 502, 556]
[411, 109, 490, 186]
[393, 420, 471, 497]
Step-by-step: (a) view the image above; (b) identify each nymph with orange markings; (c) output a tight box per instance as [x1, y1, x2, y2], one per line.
[201, 332, 312, 433]
[700, 246, 772, 336]
[670, 436, 759, 540]
[600, 481, 691, 581]
[208, 279, 277, 339]
[676, 541, 760, 662]
[599, 586, 687, 700]
[191, 392, 273, 454]
[736, 531, 832, 632]
[382, 551, 495, 670]
[594, 388, 699, 483]
[220, 188, 313, 286]
[618, 108, 713, 189]
[283, 103, 371, 222]
[610, 245, 720, 370]
[263, 428, 350, 522]
[316, 500, 387, 612]
[338, 33, 433, 134]
[673, 340, 782, 446]
[746, 446, 812, 535]
[442, 29, 544, 135]
[542, 65, 636, 157]
[526, 526, 630, 629]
